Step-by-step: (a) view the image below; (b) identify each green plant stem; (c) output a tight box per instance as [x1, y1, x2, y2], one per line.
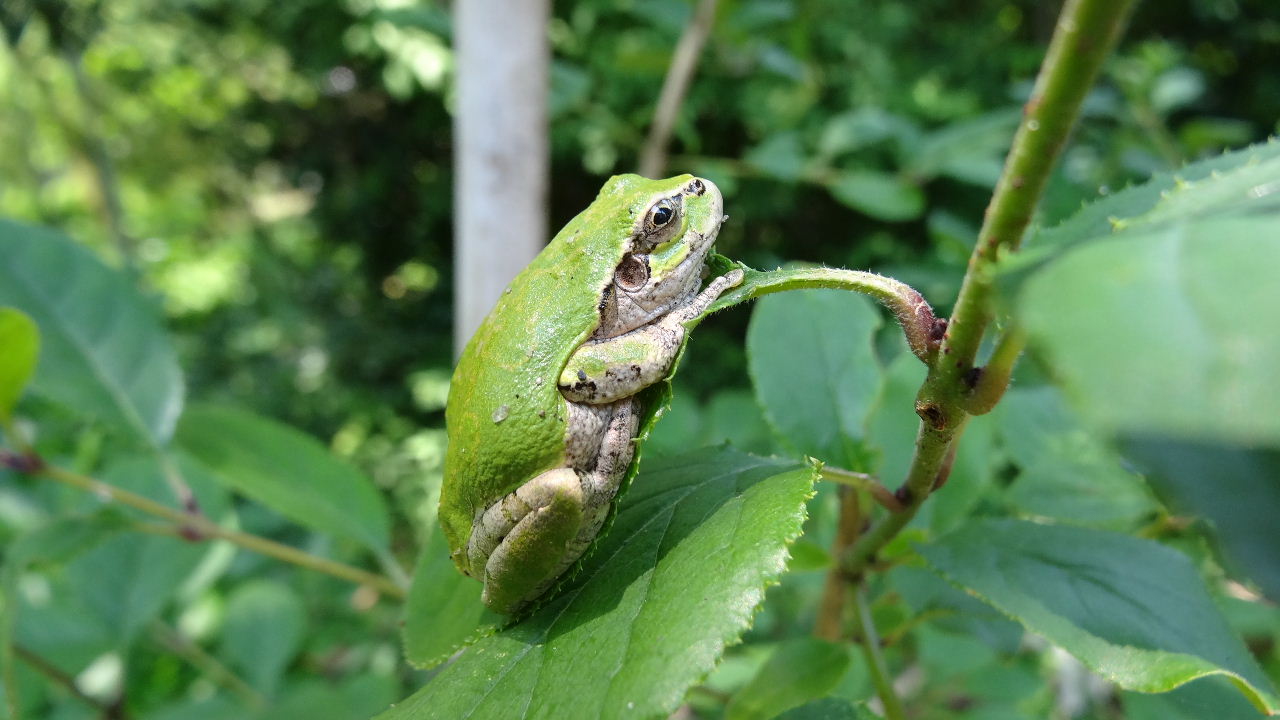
[964, 323, 1028, 415]
[709, 266, 940, 362]
[937, 0, 1136, 393]
[841, 0, 1134, 578]
[843, 421, 959, 578]
[38, 464, 407, 599]
[150, 622, 267, 711]
[821, 466, 904, 513]
[855, 586, 905, 720]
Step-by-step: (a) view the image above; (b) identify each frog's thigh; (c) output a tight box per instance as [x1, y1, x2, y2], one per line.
[473, 468, 585, 614]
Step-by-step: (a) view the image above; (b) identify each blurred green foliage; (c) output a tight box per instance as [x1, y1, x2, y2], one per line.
[1, 0, 1279, 717]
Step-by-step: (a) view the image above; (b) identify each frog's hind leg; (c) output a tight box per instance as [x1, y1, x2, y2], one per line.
[468, 400, 637, 614]
[471, 469, 585, 615]
[560, 399, 639, 572]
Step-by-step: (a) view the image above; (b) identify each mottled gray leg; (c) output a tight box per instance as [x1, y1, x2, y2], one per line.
[556, 399, 639, 576]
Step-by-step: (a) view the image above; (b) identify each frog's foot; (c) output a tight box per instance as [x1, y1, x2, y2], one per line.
[470, 468, 585, 615]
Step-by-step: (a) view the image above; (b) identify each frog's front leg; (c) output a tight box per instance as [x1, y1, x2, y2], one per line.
[558, 269, 744, 404]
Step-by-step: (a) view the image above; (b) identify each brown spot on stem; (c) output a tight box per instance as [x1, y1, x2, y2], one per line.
[895, 485, 914, 505]
[916, 402, 946, 430]
[964, 367, 983, 388]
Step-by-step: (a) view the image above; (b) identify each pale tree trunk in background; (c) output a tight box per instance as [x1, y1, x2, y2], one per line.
[453, 0, 550, 357]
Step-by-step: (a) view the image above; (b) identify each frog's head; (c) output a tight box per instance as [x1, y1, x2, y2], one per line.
[596, 173, 726, 334]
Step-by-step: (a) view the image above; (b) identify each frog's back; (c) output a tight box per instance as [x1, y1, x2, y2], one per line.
[440, 175, 659, 560]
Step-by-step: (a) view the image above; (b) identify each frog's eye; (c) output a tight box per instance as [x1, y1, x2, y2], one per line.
[636, 195, 683, 251]
[650, 199, 676, 228]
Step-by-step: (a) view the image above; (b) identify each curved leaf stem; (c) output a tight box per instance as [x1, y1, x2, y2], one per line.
[36, 463, 407, 600]
[820, 466, 904, 513]
[855, 585, 906, 720]
[710, 265, 941, 362]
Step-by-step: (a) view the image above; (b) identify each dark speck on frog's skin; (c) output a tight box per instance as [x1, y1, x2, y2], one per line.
[578, 369, 587, 382]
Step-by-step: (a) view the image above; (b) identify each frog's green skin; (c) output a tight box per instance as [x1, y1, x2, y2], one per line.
[440, 173, 742, 614]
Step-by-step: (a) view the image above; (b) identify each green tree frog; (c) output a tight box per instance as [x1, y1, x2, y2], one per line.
[439, 174, 743, 614]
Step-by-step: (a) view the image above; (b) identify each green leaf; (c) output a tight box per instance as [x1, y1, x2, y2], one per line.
[220, 580, 306, 698]
[0, 308, 38, 421]
[0, 220, 184, 446]
[828, 170, 925, 222]
[777, 698, 881, 720]
[380, 448, 817, 720]
[2, 513, 124, 708]
[993, 387, 1157, 530]
[1007, 140, 1280, 277]
[747, 290, 883, 470]
[402, 523, 502, 669]
[1018, 211, 1280, 446]
[1125, 677, 1269, 720]
[817, 108, 911, 159]
[745, 132, 808, 181]
[917, 519, 1280, 714]
[177, 404, 392, 556]
[725, 638, 851, 720]
[886, 565, 1022, 654]
[270, 676, 401, 720]
[60, 454, 232, 645]
[1123, 438, 1280, 603]
[904, 109, 1020, 188]
[68, 533, 204, 646]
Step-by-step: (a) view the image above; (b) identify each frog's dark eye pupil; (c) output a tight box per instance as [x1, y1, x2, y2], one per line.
[652, 204, 673, 226]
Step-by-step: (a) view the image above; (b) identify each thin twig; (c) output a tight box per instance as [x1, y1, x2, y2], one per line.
[855, 586, 905, 720]
[638, 0, 719, 178]
[149, 622, 267, 711]
[814, 487, 861, 641]
[821, 466, 905, 513]
[34, 463, 406, 599]
[15, 644, 127, 718]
